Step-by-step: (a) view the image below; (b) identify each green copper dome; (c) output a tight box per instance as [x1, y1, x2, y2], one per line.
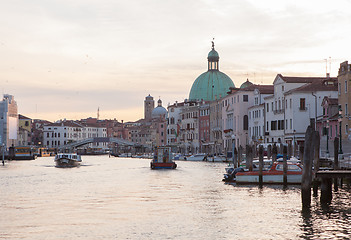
[189, 71, 235, 101]
[189, 42, 235, 101]
[207, 49, 219, 61]
[240, 79, 253, 88]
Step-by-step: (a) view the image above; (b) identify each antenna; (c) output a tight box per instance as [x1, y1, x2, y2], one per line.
[329, 56, 331, 75]
[97, 107, 100, 120]
[324, 58, 328, 76]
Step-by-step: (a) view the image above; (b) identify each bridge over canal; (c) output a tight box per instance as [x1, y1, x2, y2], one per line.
[58, 137, 135, 151]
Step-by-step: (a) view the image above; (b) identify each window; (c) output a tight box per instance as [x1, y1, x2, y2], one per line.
[290, 99, 292, 109]
[271, 121, 277, 130]
[267, 121, 269, 131]
[266, 103, 269, 112]
[243, 95, 248, 102]
[346, 124, 349, 135]
[25, 121, 29, 126]
[345, 80, 348, 93]
[346, 103, 348, 116]
[282, 85, 284, 91]
[338, 83, 341, 95]
[290, 119, 292, 129]
[300, 98, 306, 110]
[47, 133, 49, 137]
[243, 115, 248, 130]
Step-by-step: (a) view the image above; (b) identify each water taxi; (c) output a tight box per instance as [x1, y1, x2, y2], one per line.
[54, 153, 82, 168]
[235, 161, 302, 184]
[150, 146, 177, 169]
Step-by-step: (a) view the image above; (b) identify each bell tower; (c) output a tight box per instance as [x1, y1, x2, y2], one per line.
[144, 94, 154, 121]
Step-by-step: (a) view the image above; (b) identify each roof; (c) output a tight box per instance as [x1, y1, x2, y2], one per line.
[276, 74, 337, 84]
[18, 114, 31, 120]
[232, 84, 274, 94]
[284, 79, 337, 95]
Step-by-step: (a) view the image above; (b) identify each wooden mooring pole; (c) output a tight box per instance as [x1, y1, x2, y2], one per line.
[259, 145, 264, 186]
[334, 138, 339, 192]
[267, 144, 272, 160]
[313, 131, 320, 197]
[272, 143, 277, 163]
[283, 145, 288, 186]
[246, 145, 253, 171]
[301, 126, 313, 208]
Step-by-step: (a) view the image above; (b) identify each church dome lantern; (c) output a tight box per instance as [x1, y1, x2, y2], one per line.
[189, 40, 235, 101]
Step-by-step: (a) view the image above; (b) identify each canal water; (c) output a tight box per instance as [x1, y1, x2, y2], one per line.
[1, 156, 350, 239]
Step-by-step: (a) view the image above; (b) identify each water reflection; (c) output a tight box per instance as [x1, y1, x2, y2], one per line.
[300, 187, 351, 239]
[0, 156, 350, 239]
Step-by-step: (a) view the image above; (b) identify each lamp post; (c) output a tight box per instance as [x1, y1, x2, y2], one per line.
[326, 120, 329, 156]
[338, 105, 343, 154]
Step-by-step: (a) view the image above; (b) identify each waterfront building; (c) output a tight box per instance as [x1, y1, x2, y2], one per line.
[31, 119, 52, 146]
[0, 94, 18, 148]
[18, 114, 32, 146]
[247, 85, 274, 145]
[265, 74, 337, 147]
[222, 80, 273, 152]
[189, 41, 235, 101]
[167, 101, 184, 152]
[43, 120, 107, 149]
[338, 61, 351, 140]
[179, 100, 200, 155]
[199, 102, 210, 153]
[209, 98, 223, 155]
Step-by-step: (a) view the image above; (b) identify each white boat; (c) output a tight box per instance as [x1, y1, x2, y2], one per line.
[235, 162, 302, 184]
[54, 153, 82, 167]
[187, 153, 207, 161]
[207, 154, 227, 162]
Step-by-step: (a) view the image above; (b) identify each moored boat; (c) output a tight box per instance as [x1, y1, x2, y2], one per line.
[150, 146, 177, 169]
[54, 153, 82, 168]
[187, 153, 207, 161]
[235, 162, 302, 184]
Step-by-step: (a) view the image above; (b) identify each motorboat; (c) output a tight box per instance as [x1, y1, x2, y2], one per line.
[187, 153, 207, 161]
[150, 146, 177, 169]
[54, 153, 82, 168]
[235, 161, 302, 184]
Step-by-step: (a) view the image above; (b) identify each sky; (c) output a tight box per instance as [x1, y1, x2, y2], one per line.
[1, 0, 351, 122]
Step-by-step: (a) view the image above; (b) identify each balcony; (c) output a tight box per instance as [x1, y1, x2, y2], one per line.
[273, 109, 284, 114]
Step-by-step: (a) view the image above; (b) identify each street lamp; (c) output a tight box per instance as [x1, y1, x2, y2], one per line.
[338, 105, 343, 154]
[326, 120, 329, 156]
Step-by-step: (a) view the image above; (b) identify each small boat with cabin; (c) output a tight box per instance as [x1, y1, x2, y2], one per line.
[54, 153, 82, 168]
[235, 161, 303, 184]
[150, 146, 177, 169]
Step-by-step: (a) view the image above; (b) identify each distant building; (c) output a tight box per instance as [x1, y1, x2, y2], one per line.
[0, 94, 18, 148]
[144, 94, 155, 121]
[32, 119, 52, 146]
[18, 114, 32, 146]
[338, 61, 351, 140]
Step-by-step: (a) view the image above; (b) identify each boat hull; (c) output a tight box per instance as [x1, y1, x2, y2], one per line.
[150, 162, 177, 169]
[236, 172, 302, 184]
[55, 158, 81, 168]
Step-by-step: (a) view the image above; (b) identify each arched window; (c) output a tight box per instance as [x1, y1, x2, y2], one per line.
[243, 115, 248, 130]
